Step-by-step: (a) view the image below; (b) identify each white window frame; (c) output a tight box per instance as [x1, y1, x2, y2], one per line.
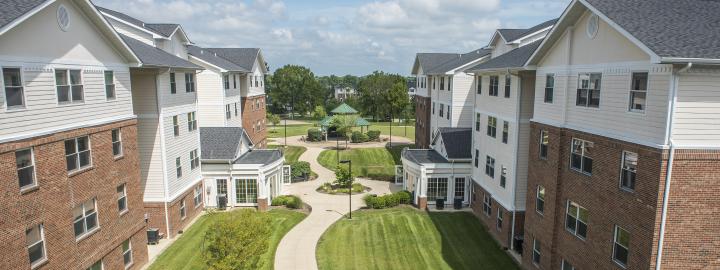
[485, 156, 495, 178]
[476, 75, 482, 94]
[223, 74, 230, 90]
[539, 130, 549, 159]
[117, 184, 128, 214]
[175, 157, 182, 178]
[180, 199, 186, 219]
[226, 104, 231, 119]
[570, 138, 593, 175]
[532, 238, 541, 265]
[2, 67, 27, 109]
[170, 72, 176, 94]
[16, 147, 37, 191]
[487, 116, 497, 138]
[475, 113, 481, 131]
[489, 75, 499, 96]
[73, 198, 99, 240]
[26, 223, 47, 268]
[502, 121, 509, 144]
[190, 149, 199, 170]
[187, 112, 197, 132]
[500, 166, 507, 188]
[628, 72, 648, 112]
[104, 70, 115, 100]
[620, 151, 638, 192]
[565, 200, 588, 239]
[173, 115, 180, 136]
[576, 73, 601, 108]
[194, 185, 203, 207]
[122, 239, 133, 268]
[87, 260, 103, 270]
[482, 194, 492, 216]
[536, 185, 545, 215]
[184, 73, 195, 92]
[65, 136, 92, 173]
[112, 128, 123, 157]
[234, 103, 238, 116]
[496, 208, 503, 231]
[504, 74, 511, 98]
[612, 225, 630, 268]
[55, 69, 84, 104]
[544, 74, 554, 103]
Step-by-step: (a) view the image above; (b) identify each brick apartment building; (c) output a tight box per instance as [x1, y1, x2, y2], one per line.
[521, 0, 720, 269]
[0, 1, 147, 269]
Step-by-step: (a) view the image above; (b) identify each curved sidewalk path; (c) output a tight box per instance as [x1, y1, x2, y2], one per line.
[273, 135, 409, 270]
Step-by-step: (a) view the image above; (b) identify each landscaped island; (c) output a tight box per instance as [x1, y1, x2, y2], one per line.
[316, 207, 520, 270]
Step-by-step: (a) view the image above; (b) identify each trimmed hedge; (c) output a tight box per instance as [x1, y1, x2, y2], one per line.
[367, 130, 381, 141]
[363, 190, 412, 209]
[271, 195, 303, 209]
[307, 128, 323, 141]
[290, 161, 311, 179]
[351, 131, 369, 143]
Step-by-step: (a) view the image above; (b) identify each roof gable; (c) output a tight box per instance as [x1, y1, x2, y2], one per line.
[120, 34, 200, 69]
[187, 45, 247, 72]
[200, 127, 252, 160]
[432, 128, 472, 160]
[468, 40, 541, 72]
[206, 48, 264, 72]
[0, 0, 48, 32]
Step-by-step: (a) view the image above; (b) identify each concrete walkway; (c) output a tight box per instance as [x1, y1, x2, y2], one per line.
[273, 136, 405, 270]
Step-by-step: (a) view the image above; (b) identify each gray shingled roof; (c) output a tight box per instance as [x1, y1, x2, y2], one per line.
[403, 149, 450, 164]
[425, 49, 492, 74]
[415, 53, 459, 73]
[584, 0, 720, 60]
[468, 40, 542, 71]
[0, 0, 46, 30]
[497, 18, 558, 43]
[234, 150, 283, 165]
[437, 127, 472, 159]
[206, 48, 260, 71]
[120, 34, 201, 69]
[188, 45, 248, 72]
[145, 23, 179, 37]
[200, 127, 246, 160]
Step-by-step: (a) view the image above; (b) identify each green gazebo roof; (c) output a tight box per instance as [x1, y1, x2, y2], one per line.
[330, 103, 359, 114]
[319, 115, 370, 127]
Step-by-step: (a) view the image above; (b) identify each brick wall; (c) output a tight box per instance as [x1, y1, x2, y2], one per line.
[0, 120, 148, 270]
[414, 96, 431, 149]
[144, 181, 204, 239]
[470, 182, 517, 249]
[242, 95, 268, 148]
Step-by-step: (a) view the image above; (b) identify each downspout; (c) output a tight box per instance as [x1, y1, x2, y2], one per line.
[158, 68, 172, 238]
[509, 71, 521, 252]
[655, 62, 691, 270]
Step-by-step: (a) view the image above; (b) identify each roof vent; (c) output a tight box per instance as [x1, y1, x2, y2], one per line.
[586, 14, 599, 39]
[57, 5, 70, 31]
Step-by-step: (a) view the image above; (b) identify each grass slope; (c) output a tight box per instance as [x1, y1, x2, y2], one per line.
[268, 145, 307, 163]
[147, 209, 306, 270]
[267, 122, 415, 140]
[317, 147, 396, 180]
[268, 124, 314, 138]
[316, 207, 519, 270]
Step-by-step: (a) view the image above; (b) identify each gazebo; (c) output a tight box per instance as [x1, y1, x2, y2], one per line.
[319, 103, 370, 140]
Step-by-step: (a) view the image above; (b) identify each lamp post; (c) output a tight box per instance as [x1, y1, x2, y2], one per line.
[339, 159, 352, 219]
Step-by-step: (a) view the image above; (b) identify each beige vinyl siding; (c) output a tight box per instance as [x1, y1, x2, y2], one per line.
[514, 121, 531, 210]
[673, 69, 720, 147]
[490, 37, 516, 59]
[162, 107, 202, 199]
[474, 74, 518, 118]
[195, 70, 225, 127]
[157, 33, 188, 59]
[158, 71, 197, 108]
[105, 17, 155, 46]
[226, 96, 243, 127]
[451, 73, 474, 128]
[137, 117, 165, 201]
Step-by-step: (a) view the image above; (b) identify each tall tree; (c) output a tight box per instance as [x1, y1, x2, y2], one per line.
[267, 65, 324, 117]
[357, 71, 405, 121]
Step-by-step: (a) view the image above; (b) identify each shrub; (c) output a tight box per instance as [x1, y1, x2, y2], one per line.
[290, 161, 311, 179]
[396, 190, 412, 204]
[203, 209, 271, 269]
[334, 165, 353, 188]
[366, 130, 381, 141]
[350, 131, 369, 143]
[351, 182, 364, 193]
[307, 128, 323, 141]
[271, 195, 303, 209]
[271, 196, 288, 206]
[364, 191, 413, 209]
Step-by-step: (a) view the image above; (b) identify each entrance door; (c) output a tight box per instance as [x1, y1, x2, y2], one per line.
[235, 179, 258, 204]
[394, 165, 404, 185]
[427, 177, 448, 203]
[216, 179, 228, 208]
[282, 165, 291, 185]
[454, 177, 467, 205]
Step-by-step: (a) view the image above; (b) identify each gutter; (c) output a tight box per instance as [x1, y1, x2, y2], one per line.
[655, 62, 692, 270]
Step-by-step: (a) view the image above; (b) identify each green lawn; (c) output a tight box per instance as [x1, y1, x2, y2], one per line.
[317, 147, 397, 180]
[267, 122, 415, 141]
[316, 207, 519, 270]
[268, 145, 307, 163]
[147, 209, 306, 270]
[268, 124, 315, 138]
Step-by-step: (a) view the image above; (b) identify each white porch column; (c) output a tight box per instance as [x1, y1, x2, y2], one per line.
[418, 166, 428, 209]
[257, 172, 269, 211]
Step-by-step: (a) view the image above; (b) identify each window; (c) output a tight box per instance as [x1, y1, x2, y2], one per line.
[226, 104, 231, 119]
[26, 224, 46, 267]
[255, 76, 259, 87]
[474, 149, 479, 167]
[532, 239, 541, 265]
[448, 76, 452, 91]
[65, 136, 91, 172]
[439, 104, 444, 117]
[16, 148, 36, 190]
[476, 76, 482, 94]
[536, 186, 545, 214]
[122, 239, 133, 268]
[613, 226, 630, 267]
[112, 129, 122, 157]
[629, 72, 648, 112]
[620, 151, 638, 191]
[454, 177, 465, 199]
[236, 178, 258, 203]
[233, 74, 237, 89]
[223, 74, 230, 90]
[234, 103, 238, 116]
[539, 130, 549, 159]
[180, 199, 186, 219]
[485, 156, 495, 178]
[482, 194, 492, 216]
[475, 113, 481, 131]
[576, 73, 601, 107]
[446, 105, 450, 120]
[56, 69, 83, 103]
[3, 67, 25, 107]
[172, 116, 180, 136]
[544, 74, 554, 103]
[73, 198, 98, 238]
[194, 185, 203, 207]
[427, 178, 448, 202]
[440, 76, 445, 90]
[105, 71, 115, 99]
[570, 138, 593, 174]
[502, 121, 509, 144]
[185, 73, 195, 92]
[486, 116, 497, 138]
[496, 208, 503, 231]
[117, 184, 127, 213]
[500, 166, 507, 188]
[190, 149, 199, 170]
[565, 201, 588, 239]
[432, 102, 435, 115]
[562, 259, 575, 270]
[88, 261, 102, 270]
[170, 73, 176, 94]
[175, 157, 182, 178]
[504, 75, 511, 98]
[489, 76, 499, 96]
[187, 112, 197, 131]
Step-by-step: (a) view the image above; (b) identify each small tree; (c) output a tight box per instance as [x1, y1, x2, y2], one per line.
[312, 105, 327, 119]
[335, 165, 353, 188]
[203, 210, 272, 270]
[267, 112, 281, 127]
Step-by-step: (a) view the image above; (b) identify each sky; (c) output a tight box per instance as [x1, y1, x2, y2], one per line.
[94, 0, 570, 76]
